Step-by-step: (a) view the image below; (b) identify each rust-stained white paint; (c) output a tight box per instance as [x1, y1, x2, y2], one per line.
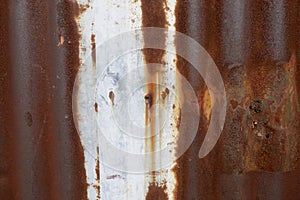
[76, 0, 179, 199]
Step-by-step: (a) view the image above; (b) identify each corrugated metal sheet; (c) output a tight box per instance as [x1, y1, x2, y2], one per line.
[1, 0, 300, 199]
[1, 0, 87, 199]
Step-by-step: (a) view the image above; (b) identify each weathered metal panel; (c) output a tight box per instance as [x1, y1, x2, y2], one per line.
[1, 0, 87, 199]
[1, 0, 300, 199]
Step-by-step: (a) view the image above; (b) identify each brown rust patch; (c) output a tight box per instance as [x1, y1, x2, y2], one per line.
[109, 91, 115, 106]
[3, 0, 89, 199]
[174, 0, 300, 199]
[145, 182, 168, 200]
[0, 0, 17, 198]
[144, 93, 153, 107]
[161, 87, 169, 100]
[94, 102, 98, 112]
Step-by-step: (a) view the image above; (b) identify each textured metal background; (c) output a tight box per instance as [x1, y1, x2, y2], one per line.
[1, 0, 300, 199]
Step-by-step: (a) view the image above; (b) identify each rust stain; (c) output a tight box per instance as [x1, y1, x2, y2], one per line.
[2, 0, 300, 199]
[161, 87, 169, 101]
[95, 147, 100, 200]
[141, 0, 169, 197]
[173, 0, 300, 199]
[0, 0, 17, 198]
[94, 102, 98, 112]
[0, 0, 88, 199]
[145, 182, 168, 200]
[109, 91, 115, 106]
[91, 33, 96, 68]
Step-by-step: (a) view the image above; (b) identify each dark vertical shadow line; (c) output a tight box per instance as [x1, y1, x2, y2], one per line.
[0, 0, 17, 199]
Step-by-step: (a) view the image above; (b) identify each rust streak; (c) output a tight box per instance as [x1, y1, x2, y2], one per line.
[141, 0, 168, 197]
[91, 33, 96, 68]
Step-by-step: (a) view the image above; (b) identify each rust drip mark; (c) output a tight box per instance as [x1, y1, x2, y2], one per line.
[91, 34, 96, 68]
[144, 93, 153, 107]
[146, 82, 158, 180]
[146, 182, 168, 200]
[141, 0, 168, 185]
[109, 91, 115, 106]
[95, 147, 100, 199]
[94, 102, 98, 112]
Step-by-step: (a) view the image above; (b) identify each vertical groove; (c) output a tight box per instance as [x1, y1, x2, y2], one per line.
[9, 0, 60, 199]
[0, 0, 17, 198]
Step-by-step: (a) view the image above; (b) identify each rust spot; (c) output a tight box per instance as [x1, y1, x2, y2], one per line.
[109, 91, 115, 106]
[91, 34, 96, 67]
[24, 111, 33, 127]
[144, 93, 153, 106]
[91, 34, 96, 49]
[249, 100, 264, 114]
[94, 102, 98, 112]
[161, 87, 169, 100]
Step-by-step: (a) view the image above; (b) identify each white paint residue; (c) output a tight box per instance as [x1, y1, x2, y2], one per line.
[76, 0, 179, 199]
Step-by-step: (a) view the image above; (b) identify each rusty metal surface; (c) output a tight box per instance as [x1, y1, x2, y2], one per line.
[0, 0, 87, 199]
[1, 0, 300, 199]
[173, 0, 300, 199]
